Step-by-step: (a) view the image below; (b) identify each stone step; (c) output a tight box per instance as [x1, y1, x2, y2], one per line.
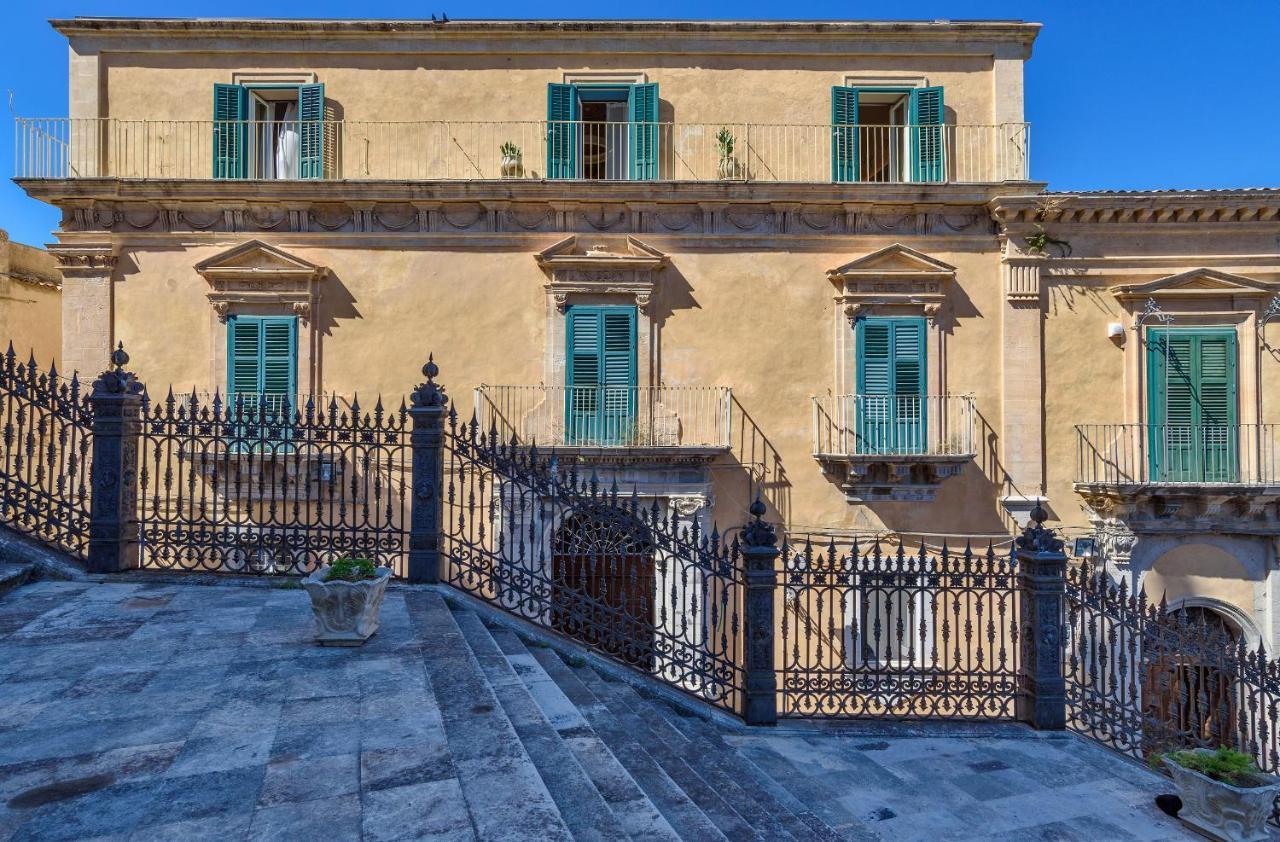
[407, 592, 574, 842]
[448, 607, 632, 842]
[527, 645, 730, 842]
[486, 626, 684, 842]
[565, 663, 766, 842]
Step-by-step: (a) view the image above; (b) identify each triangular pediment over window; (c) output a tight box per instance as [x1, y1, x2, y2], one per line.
[535, 236, 667, 314]
[827, 243, 957, 283]
[196, 240, 327, 324]
[195, 240, 326, 281]
[827, 243, 955, 323]
[1113, 268, 1278, 302]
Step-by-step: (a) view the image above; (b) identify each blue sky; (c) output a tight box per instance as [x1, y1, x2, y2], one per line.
[3, 1, 1278, 246]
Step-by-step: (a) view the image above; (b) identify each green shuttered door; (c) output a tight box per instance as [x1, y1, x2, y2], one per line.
[628, 83, 659, 181]
[909, 86, 945, 182]
[1147, 328, 1237, 482]
[297, 83, 326, 180]
[831, 86, 859, 183]
[565, 307, 637, 445]
[547, 83, 579, 179]
[856, 317, 926, 453]
[213, 84, 249, 179]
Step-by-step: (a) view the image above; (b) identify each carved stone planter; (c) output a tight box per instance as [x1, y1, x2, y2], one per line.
[301, 565, 392, 646]
[500, 154, 524, 178]
[1164, 752, 1280, 842]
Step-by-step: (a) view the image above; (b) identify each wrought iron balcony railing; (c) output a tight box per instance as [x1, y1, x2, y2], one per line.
[15, 118, 1030, 184]
[474, 384, 732, 450]
[812, 394, 977, 459]
[1075, 424, 1280, 487]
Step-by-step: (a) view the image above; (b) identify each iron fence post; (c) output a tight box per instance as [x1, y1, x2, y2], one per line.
[86, 343, 144, 574]
[1016, 504, 1068, 730]
[741, 497, 779, 726]
[407, 356, 448, 584]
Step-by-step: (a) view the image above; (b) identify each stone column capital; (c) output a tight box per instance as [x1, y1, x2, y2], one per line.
[47, 243, 117, 278]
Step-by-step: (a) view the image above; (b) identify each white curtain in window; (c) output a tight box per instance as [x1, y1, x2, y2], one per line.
[275, 102, 300, 179]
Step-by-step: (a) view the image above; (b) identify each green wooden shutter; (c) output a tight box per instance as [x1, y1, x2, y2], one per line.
[628, 83, 659, 181]
[213, 84, 249, 179]
[260, 317, 298, 416]
[832, 86, 859, 183]
[909, 86, 945, 183]
[228, 316, 263, 398]
[547, 83, 578, 179]
[857, 317, 926, 453]
[297, 83, 325, 180]
[1148, 329, 1237, 482]
[565, 307, 636, 445]
[227, 315, 298, 444]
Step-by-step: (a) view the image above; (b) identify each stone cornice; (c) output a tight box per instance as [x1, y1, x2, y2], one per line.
[990, 192, 1280, 229]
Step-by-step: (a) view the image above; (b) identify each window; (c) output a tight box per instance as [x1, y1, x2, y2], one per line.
[855, 317, 926, 454]
[832, 86, 944, 183]
[850, 568, 935, 669]
[565, 306, 637, 445]
[227, 315, 298, 437]
[213, 83, 325, 179]
[547, 83, 659, 180]
[1147, 328, 1238, 482]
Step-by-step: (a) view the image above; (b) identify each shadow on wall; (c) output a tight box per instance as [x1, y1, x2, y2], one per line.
[717, 395, 790, 527]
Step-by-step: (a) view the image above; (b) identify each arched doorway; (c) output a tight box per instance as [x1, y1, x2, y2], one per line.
[1143, 605, 1242, 751]
[551, 507, 655, 669]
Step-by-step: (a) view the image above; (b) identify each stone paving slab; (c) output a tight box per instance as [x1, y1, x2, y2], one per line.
[0, 578, 1225, 841]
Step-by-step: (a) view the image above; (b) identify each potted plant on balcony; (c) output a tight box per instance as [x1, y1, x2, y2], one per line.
[715, 127, 738, 180]
[301, 557, 392, 646]
[500, 141, 524, 178]
[1160, 747, 1280, 841]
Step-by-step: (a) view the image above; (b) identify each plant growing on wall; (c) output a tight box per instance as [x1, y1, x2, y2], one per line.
[1024, 196, 1072, 257]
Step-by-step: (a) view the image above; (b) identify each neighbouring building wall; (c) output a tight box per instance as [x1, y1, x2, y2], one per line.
[0, 231, 62, 367]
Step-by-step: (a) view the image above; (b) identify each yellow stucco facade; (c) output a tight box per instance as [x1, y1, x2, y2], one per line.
[16, 17, 1280, 644]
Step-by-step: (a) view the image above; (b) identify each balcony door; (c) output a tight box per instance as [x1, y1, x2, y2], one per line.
[565, 306, 637, 446]
[1147, 328, 1238, 483]
[856, 317, 926, 454]
[547, 83, 659, 180]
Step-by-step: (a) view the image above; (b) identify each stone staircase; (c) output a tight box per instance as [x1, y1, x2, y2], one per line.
[412, 589, 844, 841]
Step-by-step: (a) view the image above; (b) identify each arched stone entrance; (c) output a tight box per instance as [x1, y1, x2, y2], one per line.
[1143, 605, 1242, 748]
[551, 507, 655, 668]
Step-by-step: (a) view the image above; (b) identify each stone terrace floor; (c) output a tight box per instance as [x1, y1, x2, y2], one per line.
[0, 578, 1206, 841]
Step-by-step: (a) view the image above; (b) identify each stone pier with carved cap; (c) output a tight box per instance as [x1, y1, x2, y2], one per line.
[48, 243, 116, 380]
[86, 342, 144, 573]
[1015, 504, 1068, 730]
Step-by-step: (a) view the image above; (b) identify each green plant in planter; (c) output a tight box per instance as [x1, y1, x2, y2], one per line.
[500, 141, 522, 158]
[1164, 747, 1265, 787]
[715, 127, 735, 160]
[324, 557, 379, 582]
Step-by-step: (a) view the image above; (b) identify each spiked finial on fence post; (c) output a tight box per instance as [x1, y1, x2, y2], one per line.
[85, 341, 144, 573]
[740, 491, 779, 726]
[407, 354, 448, 584]
[1014, 502, 1067, 731]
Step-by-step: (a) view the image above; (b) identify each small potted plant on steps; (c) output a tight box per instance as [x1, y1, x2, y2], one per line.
[1161, 747, 1280, 841]
[500, 141, 524, 178]
[302, 557, 392, 646]
[715, 127, 738, 180]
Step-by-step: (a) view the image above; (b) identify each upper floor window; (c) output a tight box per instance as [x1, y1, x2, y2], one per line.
[832, 86, 944, 183]
[547, 83, 659, 181]
[213, 83, 325, 180]
[1147, 328, 1238, 483]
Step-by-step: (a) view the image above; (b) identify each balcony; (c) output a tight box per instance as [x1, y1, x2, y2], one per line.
[15, 118, 1030, 185]
[473, 385, 731, 461]
[812, 394, 976, 502]
[1074, 424, 1280, 535]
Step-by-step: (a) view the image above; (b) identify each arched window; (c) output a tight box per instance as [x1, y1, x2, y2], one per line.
[551, 507, 655, 668]
[1144, 606, 1241, 751]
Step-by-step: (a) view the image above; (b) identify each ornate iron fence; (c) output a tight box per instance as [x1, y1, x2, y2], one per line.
[1066, 561, 1280, 772]
[0, 349, 92, 558]
[778, 537, 1021, 719]
[441, 412, 744, 712]
[137, 390, 410, 576]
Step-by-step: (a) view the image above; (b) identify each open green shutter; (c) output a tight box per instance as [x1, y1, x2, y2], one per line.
[213, 84, 248, 179]
[628, 83, 659, 181]
[910, 86, 945, 183]
[297, 83, 325, 180]
[547, 83, 578, 179]
[832, 86, 859, 183]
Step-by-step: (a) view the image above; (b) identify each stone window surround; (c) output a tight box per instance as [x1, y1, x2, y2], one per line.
[535, 235, 667, 390]
[561, 71, 649, 86]
[827, 243, 955, 399]
[1112, 268, 1279, 428]
[194, 240, 328, 397]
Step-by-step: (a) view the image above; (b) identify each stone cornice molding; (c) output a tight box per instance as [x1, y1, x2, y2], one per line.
[195, 240, 327, 324]
[990, 192, 1280, 230]
[1111, 268, 1279, 307]
[827, 243, 955, 323]
[45, 243, 117, 277]
[537, 235, 667, 314]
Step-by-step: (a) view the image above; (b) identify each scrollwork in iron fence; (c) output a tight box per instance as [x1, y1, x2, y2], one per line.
[778, 537, 1020, 719]
[0, 346, 92, 558]
[442, 411, 744, 712]
[136, 389, 410, 576]
[1065, 560, 1280, 773]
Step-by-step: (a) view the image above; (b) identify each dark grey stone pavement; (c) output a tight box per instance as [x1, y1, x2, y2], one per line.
[0, 578, 1201, 840]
